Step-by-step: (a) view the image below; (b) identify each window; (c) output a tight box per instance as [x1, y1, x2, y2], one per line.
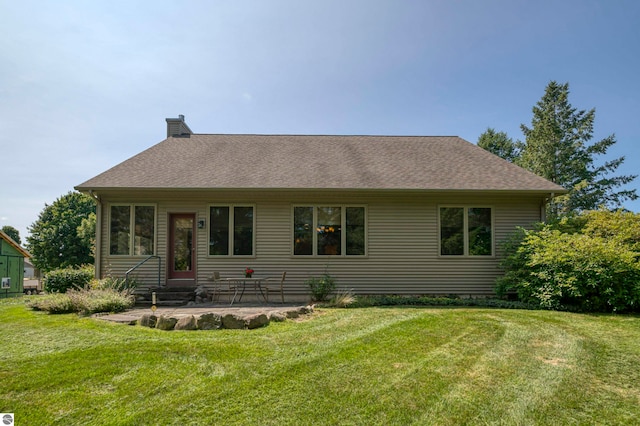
[293, 206, 366, 256]
[346, 207, 366, 255]
[293, 207, 313, 255]
[317, 207, 341, 255]
[109, 204, 155, 255]
[209, 205, 254, 256]
[439, 207, 492, 256]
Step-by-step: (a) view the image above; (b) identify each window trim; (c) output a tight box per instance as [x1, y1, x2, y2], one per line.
[291, 205, 367, 257]
[207, 204, 256, 257]
[438, 205, 494, 257]
[108, 203, 157, 257]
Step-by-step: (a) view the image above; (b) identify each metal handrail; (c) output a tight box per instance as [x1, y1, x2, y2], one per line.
[125, 255, 162, 288]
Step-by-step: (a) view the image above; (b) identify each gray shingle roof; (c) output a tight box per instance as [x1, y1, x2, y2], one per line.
[76, 134, 565, 192]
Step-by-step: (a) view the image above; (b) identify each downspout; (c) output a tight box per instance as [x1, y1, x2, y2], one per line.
[89, 190, 102, 280]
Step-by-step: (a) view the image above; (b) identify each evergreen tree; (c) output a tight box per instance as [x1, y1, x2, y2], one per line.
[27, 191, 96, 272]
[519, 81, 636, 216]
[477, 128, 520, 162]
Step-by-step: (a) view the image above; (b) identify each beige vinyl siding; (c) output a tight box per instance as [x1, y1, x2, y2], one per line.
[98, 190, 545, 297]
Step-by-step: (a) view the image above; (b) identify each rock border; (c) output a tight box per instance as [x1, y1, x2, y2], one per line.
[136, 306, 314, 331]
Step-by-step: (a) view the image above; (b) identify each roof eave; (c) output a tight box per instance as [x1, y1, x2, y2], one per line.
[76, 185, 567, 194]
[0, 230, 31, 258]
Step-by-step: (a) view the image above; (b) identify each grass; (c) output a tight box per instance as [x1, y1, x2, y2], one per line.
[1, 298, 639, 425]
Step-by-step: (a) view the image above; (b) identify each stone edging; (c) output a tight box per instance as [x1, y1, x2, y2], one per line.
[137, 306, 314, 331]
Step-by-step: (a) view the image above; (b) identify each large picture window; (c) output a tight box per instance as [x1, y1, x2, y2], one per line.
[293, 206, 366, 256]
[209, 205, 254, 256]
[439, 207, 492, 256]
[109, 204, 156, 255]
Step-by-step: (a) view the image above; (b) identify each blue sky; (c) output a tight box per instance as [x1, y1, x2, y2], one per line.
[2, 0, 639, 241]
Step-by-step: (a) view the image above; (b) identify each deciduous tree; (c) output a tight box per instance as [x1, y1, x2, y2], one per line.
[27, 191, 96, 272]
[1, 225, 21, 245]
[477, 128, 520, 162]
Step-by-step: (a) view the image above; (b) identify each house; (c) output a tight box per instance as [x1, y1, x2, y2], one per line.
[24, 259, 35, 279]
[0, 230, 31, 298]
[75, 115, 565, 300]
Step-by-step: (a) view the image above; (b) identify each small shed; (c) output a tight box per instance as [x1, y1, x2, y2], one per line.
[0, 230, 31, 298]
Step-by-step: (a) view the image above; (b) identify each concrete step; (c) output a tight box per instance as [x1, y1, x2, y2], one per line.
[134, 287, 196, 305]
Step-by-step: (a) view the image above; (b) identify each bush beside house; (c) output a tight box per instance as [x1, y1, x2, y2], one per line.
[496, 210, 640, 313]
[42, 265, 94, 293]
[33, 266, 134, 315]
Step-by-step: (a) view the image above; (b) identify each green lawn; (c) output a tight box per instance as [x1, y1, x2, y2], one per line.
[1, 298, 639, 425]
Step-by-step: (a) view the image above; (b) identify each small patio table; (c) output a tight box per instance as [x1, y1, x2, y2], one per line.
[224, 277, 268, 305]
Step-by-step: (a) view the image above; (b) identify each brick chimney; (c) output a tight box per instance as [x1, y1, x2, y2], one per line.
[165, 114, 193, 138]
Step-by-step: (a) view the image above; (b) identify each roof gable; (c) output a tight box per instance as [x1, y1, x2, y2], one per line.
[76, 134, 565, 193]
[0, 230, 31, 258]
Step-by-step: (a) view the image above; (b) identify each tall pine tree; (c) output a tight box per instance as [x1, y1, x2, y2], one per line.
[518, 81, 636, 216]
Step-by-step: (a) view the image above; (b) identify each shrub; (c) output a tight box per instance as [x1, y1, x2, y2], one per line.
[306, 274, 336, 302]
[43, 265, 94, 293]
[68, 288, 134, 315]
[27, 293, 76, 314]
[91, 275, 137, 292]
[496, 210, 640, 313]
[581, 209, 640, 250]
[347, 295, 536, 310]
[27, 287, 134, 315]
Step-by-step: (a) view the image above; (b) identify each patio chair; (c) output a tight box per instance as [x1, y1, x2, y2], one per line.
[205, 271, 230, 302]
[263, 272, 286, 303]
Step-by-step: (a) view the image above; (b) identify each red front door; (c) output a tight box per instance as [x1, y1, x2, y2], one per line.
[169, 214, 196, 279]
